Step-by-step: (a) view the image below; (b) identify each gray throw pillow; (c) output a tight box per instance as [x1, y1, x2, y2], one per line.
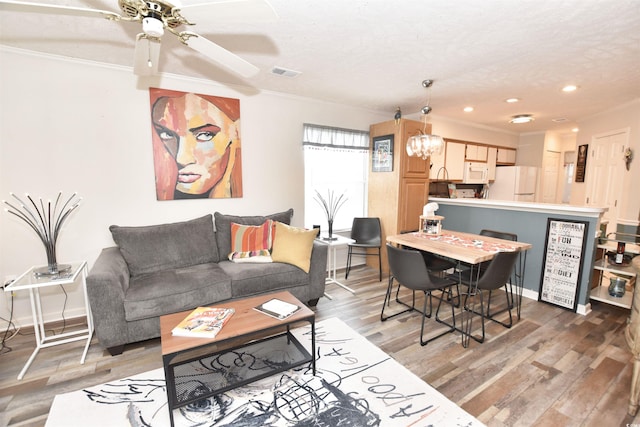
[214, 209, 294, 258]
[110, 214, 218, 277]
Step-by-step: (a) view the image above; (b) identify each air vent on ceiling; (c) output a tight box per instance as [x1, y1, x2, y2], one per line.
[552, 117, 569, 123]
[271, 66, 301, 78]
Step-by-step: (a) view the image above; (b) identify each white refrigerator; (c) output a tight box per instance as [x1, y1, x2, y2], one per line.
[488, 166, 538, 202]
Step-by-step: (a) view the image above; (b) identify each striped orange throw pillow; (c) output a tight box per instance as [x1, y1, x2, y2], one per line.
[228, 220, 273, 263]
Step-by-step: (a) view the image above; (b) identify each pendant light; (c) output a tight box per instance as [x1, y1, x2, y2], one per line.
[406, 80, 444, 160]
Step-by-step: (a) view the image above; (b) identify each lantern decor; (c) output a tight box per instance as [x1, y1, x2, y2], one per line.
[3, 192, 81, 277]
[419, 202, 444, 236]
[314, 190, 347, 241]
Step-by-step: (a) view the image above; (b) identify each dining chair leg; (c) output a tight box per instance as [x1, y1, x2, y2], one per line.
[381, 276, 418, 321]
[377, 249, 382, 282]
[419, 289, 455, 346]
[484, 286, 514, 329]
[393, 280, 418, 312]
[460, 266, 488, 347]
[345, 247, 353, 279]
[435, 287, 457, 329]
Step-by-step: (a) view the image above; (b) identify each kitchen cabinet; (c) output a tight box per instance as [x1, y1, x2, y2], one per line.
[445, 141, 466, 180]
[590, 232, 639, 309]
[400, 178, 430, 232]
[368, 118, 430, 273]
[487, 146, 497, 181]
[465, 144, 488, 162]
[497, 147, 517, 165]
[429, 146, 446, 180]
[432, 140, 495, 181]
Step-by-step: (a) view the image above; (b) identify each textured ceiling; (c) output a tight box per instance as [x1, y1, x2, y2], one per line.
[1, 0, 639, 134]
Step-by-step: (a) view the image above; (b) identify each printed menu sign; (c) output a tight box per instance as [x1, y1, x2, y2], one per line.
[539, 219, 588, 311]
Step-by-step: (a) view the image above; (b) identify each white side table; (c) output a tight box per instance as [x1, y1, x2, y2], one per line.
[5, 261, 93, 380]
[317, 235, 356, 299]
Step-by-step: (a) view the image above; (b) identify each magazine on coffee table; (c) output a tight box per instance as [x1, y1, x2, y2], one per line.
[254, 298, 300, 320]
[171, 306, 235, 338]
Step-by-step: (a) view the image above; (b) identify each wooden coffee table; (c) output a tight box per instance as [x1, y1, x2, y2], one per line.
[160, 291, 315, 426]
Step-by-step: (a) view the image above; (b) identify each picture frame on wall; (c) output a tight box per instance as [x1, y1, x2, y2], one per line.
[575, 144, 588, 183]
[372, 135, 394, 172]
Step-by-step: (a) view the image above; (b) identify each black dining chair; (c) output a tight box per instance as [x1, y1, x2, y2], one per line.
[479, 229, 518, 317]
[456, 249, 520, 345]
[345, 217, 382, 281]
[389, 229, 459, 310]
[399, 229, 457, 275]
[382, 244, 458, 346]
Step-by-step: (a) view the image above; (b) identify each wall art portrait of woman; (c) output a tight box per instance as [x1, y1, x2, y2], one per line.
[149, 88, 243, 200]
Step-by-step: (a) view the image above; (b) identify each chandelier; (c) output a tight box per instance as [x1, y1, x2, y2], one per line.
[405, 80, 445, 160]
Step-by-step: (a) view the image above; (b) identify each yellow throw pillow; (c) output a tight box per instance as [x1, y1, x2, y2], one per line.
[271, 222, 319, 273]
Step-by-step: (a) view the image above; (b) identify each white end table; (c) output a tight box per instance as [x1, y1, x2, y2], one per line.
[316, 234, 356, 299]
[5, 261, 93, 380]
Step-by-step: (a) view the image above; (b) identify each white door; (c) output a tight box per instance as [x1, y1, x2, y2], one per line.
[585, 129, 629, 234]
[541, 152, 560, 203]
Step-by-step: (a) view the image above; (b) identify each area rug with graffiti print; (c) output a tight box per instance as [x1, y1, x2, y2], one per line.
[46, 317, 482, 426]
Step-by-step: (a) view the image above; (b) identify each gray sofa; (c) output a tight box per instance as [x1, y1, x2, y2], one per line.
[86, 209, 328, 355]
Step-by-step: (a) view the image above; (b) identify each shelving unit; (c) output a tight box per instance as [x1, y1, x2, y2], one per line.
[590, 233, 639, 309]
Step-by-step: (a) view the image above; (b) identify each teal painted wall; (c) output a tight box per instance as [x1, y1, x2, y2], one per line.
[437, 204, 599, 310]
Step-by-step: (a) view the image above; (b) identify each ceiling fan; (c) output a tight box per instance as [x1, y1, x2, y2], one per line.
[0, 0, 278, 77]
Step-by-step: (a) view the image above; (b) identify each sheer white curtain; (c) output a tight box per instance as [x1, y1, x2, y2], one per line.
[302, 124, 370, 232]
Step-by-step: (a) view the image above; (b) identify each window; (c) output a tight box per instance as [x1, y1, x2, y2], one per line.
[303, 124, 370, 231]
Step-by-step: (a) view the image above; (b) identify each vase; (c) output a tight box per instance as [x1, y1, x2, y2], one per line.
[327, 219, 333, 238]
[609, 277, 627, 298]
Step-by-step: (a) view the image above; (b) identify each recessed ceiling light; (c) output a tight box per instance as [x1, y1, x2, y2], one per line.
[509, 114, 534, 124]
[270, 66, 301, 78]
[505, 98, 520, 103]
[562, 85, 578, 92]
[572, 128, 579, 133]
[463, 106, 474, 112]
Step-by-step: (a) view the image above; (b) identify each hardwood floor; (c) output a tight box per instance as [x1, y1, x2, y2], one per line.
[1, 266, 639, 427]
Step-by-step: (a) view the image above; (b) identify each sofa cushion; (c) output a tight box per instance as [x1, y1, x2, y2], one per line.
[110, 214, 218, 277]
[218, 260, 310, 298]
[228, 220, 274, 263]
[271, 222, 319, 273]
[123, 263, 232, 322]
[214, 209, 293, 259]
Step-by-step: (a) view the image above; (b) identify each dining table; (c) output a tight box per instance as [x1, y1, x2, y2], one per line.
[386, 229, 532, 347]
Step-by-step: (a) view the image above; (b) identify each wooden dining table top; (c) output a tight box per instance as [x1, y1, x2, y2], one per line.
[386, 230, 533, 265]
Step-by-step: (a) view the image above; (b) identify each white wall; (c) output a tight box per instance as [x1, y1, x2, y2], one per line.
[0, 48, 393, 325]
[0, 47, 542, 327]
[570, 99, 640, 226]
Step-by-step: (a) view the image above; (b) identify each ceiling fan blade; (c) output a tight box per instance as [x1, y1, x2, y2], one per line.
[0, 0, 120, 20]
[185, 33, 259, 78]
[176, 0, 278, 23]
[133, 35, 161, 76]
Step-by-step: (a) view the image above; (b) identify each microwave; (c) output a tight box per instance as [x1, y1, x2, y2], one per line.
[463, 162, 489, 184]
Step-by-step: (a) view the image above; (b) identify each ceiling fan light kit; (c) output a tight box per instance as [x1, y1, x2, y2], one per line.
[0, 0, 277, 78]
[142, 16, 164, 38]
